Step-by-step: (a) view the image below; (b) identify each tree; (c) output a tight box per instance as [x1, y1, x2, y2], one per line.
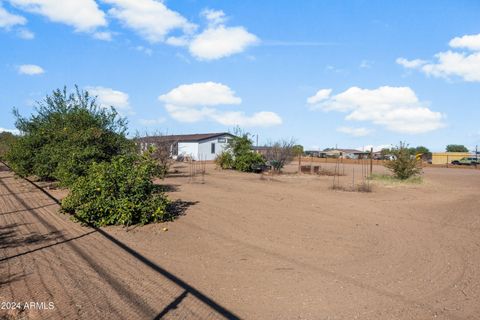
[265, 138, 297, 172]
[216, 129, 265, 172]
[384, 142, 422, 180]
[414, 146, 430, 155]
[406, 146, 431, 157]
[7, 86, 132, 186]
[446, 144, 469, 152]
[292, 145, 304, 157]
[0, 131, 17, 160]
[135, 132, 177, 178]
[380, 148, 392, 156]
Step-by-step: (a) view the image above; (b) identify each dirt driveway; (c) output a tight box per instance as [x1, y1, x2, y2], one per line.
[1, 162, 480, 319]
[0, 163, 236, 320]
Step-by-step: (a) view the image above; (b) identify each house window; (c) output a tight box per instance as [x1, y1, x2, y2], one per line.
[211, 143, 215, 154]
[218, 138, 226, 143]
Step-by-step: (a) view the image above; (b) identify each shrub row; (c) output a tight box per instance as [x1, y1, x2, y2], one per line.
[7, 87, 171, 227]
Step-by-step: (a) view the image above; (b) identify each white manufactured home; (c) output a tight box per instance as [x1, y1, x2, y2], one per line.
[136, 132, 236, 161]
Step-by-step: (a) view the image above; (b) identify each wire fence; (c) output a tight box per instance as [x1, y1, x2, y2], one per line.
[0, 161, 238, 320]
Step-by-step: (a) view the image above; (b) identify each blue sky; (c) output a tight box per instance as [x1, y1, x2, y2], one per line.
[1, 0, 480, 152]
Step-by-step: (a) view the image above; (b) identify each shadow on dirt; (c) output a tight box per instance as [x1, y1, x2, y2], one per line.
[0, 223, 65, 250]
[0, 161, 239, 319]
[167, 200, 198, 218]
[156, 184, 181, 192]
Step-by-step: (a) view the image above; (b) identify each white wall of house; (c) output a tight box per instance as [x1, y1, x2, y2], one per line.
[177, 134, 232, 160]
[178, 142, 199, 160]
[198, 136, 229, 160]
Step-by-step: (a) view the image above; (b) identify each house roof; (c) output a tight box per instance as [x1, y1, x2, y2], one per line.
[135, 132, 235, 143]
[252, 146, 272, 151]
[326, 149, 367, 154]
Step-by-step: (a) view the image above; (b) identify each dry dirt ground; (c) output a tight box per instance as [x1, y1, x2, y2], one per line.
[1, 161, 480, 320]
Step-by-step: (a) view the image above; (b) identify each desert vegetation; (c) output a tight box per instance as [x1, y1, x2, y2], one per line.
[265, 138, 297, 172]
[7, 87, 132, 186]
[215, 130, 265, 172]
[5, 86, 170, 227]
[0, 131, 17, 160]
[62, 151, 171, 227]
[383, 142, 423, 180]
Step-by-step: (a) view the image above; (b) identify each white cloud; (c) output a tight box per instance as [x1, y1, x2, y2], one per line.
[449, 33, 480, 51]
[165, 35, 189, 47]
[134, 45, 152, 56]
[189, 25, 258, 60]
[201, 8, 227, 27]
[0, 127, 20, 135]
[18, 64, 44, 75]
[104, 0, 196, 43]
[159, 82, 282, 127]
[337, 126, 372, 137]
[306, 89, 331, 105]
[92, 31, 112, 41]
[9, 0, 106, 32]
[397, 33, 480, 82]
[186, 8, 258, 60]
[359, 60, 373, 69]
[396, 57, 427, 69]
[17, 28, 34, 39]
[0, 3, 26, 29]
[211, 111, 282, 127]
[86, 86, 134, 115]
[308, 86, 445, 134]
[138, 117, 166, 126]
[421, 51, 480, 82]
[159, 82, 241, 107]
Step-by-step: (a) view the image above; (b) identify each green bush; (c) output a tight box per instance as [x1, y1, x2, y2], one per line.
[215, 151, 234, 169]
[234, 152, 265, 172]
[61, 153, 171, 227]
[218, 129, 265, 172]
[0, 132, 17, 160]
[384, 142, 422, 180]
[7, 87, 132, 186]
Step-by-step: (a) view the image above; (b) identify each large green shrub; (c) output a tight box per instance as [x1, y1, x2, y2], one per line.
[384, 142, 422, 180]
[218, 130, 265, 172]
[215, 151, 234, 169]
[61, 153, 171, 227]
[0, 132, 17, 160]
[7, 87, 132, 185]
[234, 152, 265, 172]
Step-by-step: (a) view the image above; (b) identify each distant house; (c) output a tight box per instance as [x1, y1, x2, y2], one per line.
[304, 150, 323, 157]
[324, 149, 369, 159]
[252, 146, 272, 156]
[136, 132, 236, 161]
[431, 152, 473, 165]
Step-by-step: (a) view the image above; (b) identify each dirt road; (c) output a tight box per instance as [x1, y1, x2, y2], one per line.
[0, 163, 237, 320]
[1, 161, 480, 319]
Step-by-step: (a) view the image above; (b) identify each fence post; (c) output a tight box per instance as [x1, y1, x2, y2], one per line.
[370, 147, 373, 176]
